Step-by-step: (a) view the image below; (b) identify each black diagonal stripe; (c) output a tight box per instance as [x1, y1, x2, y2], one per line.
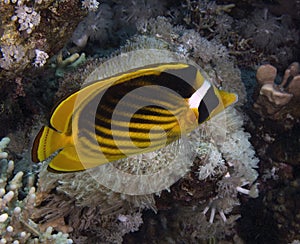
[94, 127, 171, 143]
[198, 86, 219, 123]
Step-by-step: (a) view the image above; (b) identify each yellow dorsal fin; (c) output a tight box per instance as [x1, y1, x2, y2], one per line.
[50, 63, 190, 133]
[50, 92, 78, 133]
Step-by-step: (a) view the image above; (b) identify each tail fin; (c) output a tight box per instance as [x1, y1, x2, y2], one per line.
[218, 90, 238, 108]
[32, 126, 68, 162]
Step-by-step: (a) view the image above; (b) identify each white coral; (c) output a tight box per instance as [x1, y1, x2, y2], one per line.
[196, 142, 226, 180]
[0, 137, 73, 244]
[12, 5, 41, 34]
[81, 0, 99, 11]
[0, 45, 26, 70]
[117, 212, 143, 234]
[33, 49, 49, 67]
[194, 107, 259, 223]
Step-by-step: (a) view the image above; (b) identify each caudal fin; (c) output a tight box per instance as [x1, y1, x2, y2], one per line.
[32, 126, 68, 162]
[218, 90, 238, 108]
[32, 126, 102, 172]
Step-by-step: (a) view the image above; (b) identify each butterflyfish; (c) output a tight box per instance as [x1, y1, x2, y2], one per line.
[32, 63, 237, 172]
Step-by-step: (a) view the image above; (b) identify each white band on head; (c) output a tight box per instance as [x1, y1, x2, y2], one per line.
[188, 80, 211, 109]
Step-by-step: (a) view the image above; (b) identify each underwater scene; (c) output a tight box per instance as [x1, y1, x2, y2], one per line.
[0, 0, 300, 243]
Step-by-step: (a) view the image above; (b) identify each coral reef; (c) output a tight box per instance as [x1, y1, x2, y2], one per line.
[182, 0, 235, 37]
[28, 1, 266, 240]
[0, 0, 87, 79]
[0, 0, 299, 243]
[0, 0, 89, 136]
[31, 106, 259, 243]
[242, 63, 300, 243]
[71, 3, 113, 49]
[0, 137, 73, 243]
[27, 26, 259, 240]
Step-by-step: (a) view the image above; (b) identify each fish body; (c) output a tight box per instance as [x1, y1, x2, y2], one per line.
[32, 63, 237, 172]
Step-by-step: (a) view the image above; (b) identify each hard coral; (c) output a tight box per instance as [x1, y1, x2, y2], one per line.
[253, 62, 300, 122]
[0, 137, 73, 244]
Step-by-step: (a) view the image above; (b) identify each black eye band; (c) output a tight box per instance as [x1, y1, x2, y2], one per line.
[198, 86, 219, 123]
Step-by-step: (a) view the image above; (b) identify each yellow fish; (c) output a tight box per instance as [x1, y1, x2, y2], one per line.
[32, 63, 237, 172]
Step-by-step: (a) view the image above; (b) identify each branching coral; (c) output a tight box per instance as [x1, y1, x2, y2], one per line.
[0, 137, 73, 243]
[51, 51, 86, 77]
[33, 49, 49, 67]
[195, 107, 259, 223]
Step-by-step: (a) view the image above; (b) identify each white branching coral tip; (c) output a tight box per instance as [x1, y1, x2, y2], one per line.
[27, 174, 35, 188]
[209, 206, 216, 224]
[0, 152, 8, 159]
[33, 49, 49, 67]
[117, 214, 128, 222]
[13, 206, 22, 215]
[236, 183, 259, 198]
[0, 188, 5, 197]
[236, 186, 249, 195]
[0, 213, 8, 223]
[3, 191, 14, 204]
[219, 209, 227, 222]
[0, 238, 7, 244]
[0, 137, 10, 158]
[7, 160, 14, 175]
[6, 225, 13, 232]
[0, 137, 10, 149]
[9, 171, 24, 191]
[26, 187, 36, 205]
